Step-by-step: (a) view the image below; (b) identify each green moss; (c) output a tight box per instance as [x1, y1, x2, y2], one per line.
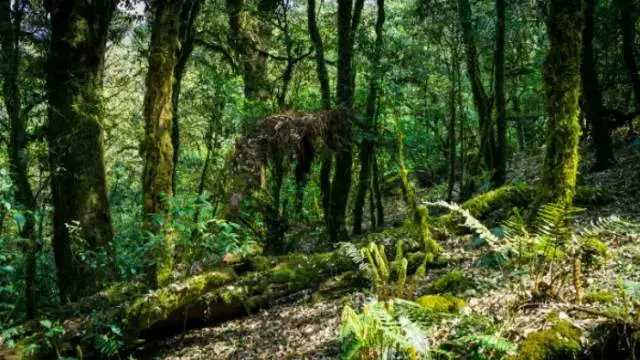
[428, 270, 470, 294]
[415, 295, 465, 313]
[461, 185, 535, 218]
[517, 320, 582, 360]
[538, 0, 583, 206]
[126, 269, 235, 330]
[249, 255, 272, 271]
[580, 236, 608, 267]
[584, 290, 615, 304]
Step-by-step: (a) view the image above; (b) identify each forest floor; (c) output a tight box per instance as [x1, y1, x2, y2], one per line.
[136, 134, 640, 360]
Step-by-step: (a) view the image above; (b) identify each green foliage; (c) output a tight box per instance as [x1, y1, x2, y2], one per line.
[339, 302, 409, 360]
[359, 241, 429, 300]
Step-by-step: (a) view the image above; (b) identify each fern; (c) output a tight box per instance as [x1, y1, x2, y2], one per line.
[425, 201, 501, 250]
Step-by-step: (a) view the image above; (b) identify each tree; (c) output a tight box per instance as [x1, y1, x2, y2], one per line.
[493, 0, 507, 186]
[307, 0, 333, 230]
[142, 0, 186, 287]
[171, 0, 204, 195]
[353, 0, 385, 234]
[45, 0, 115, 303]
[457, 0, 495, 174]
[582, 0, 614, 170]
[618, 0, 640, 125]
[540, 0, 584, 206]
[328, 0, 364, 242]
[0, 0, 38, 317]
[226, 0, 277, 102]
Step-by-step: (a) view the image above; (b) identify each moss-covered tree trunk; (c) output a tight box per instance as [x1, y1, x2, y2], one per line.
[353, 0, 385, 235]
[307, 0, 334, 231]
[45, 0, 115, 303]
[328, 0, 364, 242]
[0, 0, 38, 318]
[171, 0, 204, 195]
[142, 0, 185, 288]
[493, 0, 507, 186]
[540, 0, 584, 206]
[618, 0, 640, 124]
[457, 0, 495, 173]
[372, 145, 384, 227]
[581, 0, 614, 171]
[226, 0, 275, 102]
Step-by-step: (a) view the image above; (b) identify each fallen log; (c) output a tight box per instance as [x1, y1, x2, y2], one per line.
[4, 246, 443, 359]
[434, 184, 615, 231]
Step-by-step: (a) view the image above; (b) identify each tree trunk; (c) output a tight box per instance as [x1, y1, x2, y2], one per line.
[582, 0, 614, 171]
[540, 0, 584, 206]
[307, 0, 334, 230]
[619, 0, 640, 125]
[353, 0, 385, 235]
[329, 0, 364, 242]
[45, 0, 115, 303]
[372, 146, 384, 226]
[171, 0, 204, 195]
[447, 43, 459, 201]
[226, 0, 273, 101]
[307, 0, 331, 110]
[512, 87, 526, 151]
[142, 0, 185, 288]
[0, 0, 38, 318]
[493, 0, 507, 186]
[457, 0, 494, 172]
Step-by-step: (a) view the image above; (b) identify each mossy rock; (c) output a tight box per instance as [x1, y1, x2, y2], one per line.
[428, 270, 471, 294]
[415, 295, 465, 313]
[516, 320, 582, 360]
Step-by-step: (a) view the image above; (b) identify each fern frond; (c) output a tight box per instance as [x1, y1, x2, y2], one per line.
[425, 201, 501, 250]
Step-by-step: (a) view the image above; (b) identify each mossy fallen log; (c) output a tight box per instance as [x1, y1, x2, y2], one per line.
[435, 184, 615, 231]
[4, 269, 236, 360]
[4, 245, 446, 359]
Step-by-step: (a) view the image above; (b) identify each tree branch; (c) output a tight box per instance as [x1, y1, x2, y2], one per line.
[194, 38, 238, 71]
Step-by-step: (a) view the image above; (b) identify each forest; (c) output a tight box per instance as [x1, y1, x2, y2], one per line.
[1, 0, 640, 358]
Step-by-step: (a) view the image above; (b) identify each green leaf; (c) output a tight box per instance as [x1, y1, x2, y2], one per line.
[13, 213, 26, 232]
[40, 319, 52, 329]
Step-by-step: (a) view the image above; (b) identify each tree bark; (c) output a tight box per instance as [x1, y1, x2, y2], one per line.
[328, 0, 364, 242]
[0, 0, 38, 318]
[171, 0, 204, 195]
[226, 0, 273, 101]
[142, 0, 185, 287]
[45, 0, 115, 303]
[493, 0, 507, 186]
[447, 47, 458, 202]
[540, 0, 584, 206]
[457, 0, 494, 172]
[353, 0, 385, 235]
[307, 0, 331, 110]
[582, 0, 614, 171]
[307, 0, 334, 230]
